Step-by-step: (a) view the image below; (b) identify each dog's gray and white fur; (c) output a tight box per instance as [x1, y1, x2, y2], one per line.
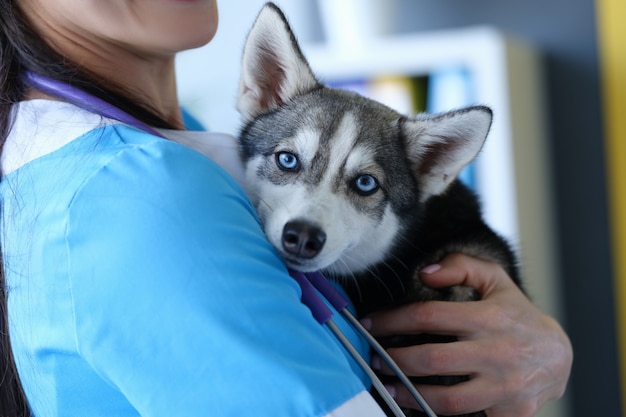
[237, 4, 522, 416]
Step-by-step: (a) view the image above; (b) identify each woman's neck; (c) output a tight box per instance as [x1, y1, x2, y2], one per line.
[20, 1, 185, 129]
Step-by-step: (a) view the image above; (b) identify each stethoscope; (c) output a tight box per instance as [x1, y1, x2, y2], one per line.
[23, 71, 438, 417]
[289, 270, 437, 417]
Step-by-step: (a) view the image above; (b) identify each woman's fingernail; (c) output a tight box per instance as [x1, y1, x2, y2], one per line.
[360, 317, 372, 330]
[421, 264, 442, 274]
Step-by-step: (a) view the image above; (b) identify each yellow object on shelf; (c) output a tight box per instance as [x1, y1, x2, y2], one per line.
[597, 0, 626, 413]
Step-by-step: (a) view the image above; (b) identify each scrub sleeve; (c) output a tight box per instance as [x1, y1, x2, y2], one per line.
[2, 121, 380, 416]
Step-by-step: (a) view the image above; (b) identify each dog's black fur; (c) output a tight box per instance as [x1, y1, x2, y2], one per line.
[339, 179, 521, 417]
[340, 179, 521, 317]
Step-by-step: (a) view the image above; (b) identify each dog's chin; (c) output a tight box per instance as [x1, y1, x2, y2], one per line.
[280, 250, 363, 275]
[283, 257, 325, 273]
[278, 251, 335, 273]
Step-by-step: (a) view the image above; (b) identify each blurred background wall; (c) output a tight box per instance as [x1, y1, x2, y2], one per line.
[176, 1, 617, 415]
[387, 4, 614, 417]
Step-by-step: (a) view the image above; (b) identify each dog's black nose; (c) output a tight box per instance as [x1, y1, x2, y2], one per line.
[282, 220, 326, 259]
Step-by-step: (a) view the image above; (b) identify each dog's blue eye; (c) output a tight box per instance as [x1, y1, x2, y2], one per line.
[276, 151, 300, 171]
[354, 174, 379, 196]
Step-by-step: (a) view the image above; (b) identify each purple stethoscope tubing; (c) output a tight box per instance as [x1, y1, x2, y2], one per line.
[24, 70, 436, 417]
[291, 271, 437, 417]
[289, 270, 404, 415]
[22, 71, 167, 138]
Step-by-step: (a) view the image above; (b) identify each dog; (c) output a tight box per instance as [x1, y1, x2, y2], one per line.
[236, 3, 521, 416]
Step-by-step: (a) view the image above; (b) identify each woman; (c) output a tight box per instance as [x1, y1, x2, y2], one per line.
[0, 0, 572, 416]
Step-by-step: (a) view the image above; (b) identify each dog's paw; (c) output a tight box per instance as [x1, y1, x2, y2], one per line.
[446, 285, 480, 302]
[406, 268, 480, 303]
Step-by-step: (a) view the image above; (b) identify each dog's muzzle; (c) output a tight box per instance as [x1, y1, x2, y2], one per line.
[282, 220, 327, 259]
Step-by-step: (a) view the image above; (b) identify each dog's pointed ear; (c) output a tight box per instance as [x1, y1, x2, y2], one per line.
[402, 106, 492, 200]
[237, 3, 320, 122]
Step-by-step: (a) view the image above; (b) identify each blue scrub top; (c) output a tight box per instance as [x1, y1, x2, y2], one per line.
[1, 101, 377, 416]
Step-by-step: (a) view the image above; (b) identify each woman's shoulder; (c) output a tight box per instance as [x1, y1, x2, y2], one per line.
[2, 99, 114, 175]
[2, 99, 166, 175]
[76, 124, 247, 208]
[3, 99, 243, 196]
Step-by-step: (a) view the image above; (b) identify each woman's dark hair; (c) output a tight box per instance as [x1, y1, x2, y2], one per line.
[0, 1, 176, 415]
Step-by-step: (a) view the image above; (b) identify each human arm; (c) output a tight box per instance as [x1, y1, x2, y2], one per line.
[64, 132, 385, 416]
[363, 253, 572, 417]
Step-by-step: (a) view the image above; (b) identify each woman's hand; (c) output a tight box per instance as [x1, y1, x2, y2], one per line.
[362, 253, 572, 417]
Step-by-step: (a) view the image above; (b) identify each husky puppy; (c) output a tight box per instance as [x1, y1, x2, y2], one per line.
[237, 3, 521, 416]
